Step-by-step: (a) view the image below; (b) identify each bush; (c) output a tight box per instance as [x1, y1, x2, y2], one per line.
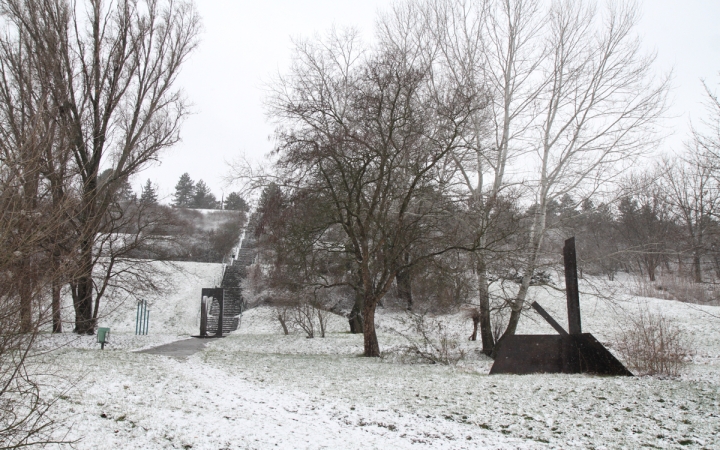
[383, 313, 466, 365]
[270, 299, 333, 338]
[632, 275, 720, 306]
[614, 306, 692, 377]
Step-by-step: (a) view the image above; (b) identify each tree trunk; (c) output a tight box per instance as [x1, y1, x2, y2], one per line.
[52, 279, 62, 333]
[469, 313, 479, 341]
[74, 240, 95, 334]
[492, 276, 531, 358]
[317, 308, 327, 338]
[18, 259, 33, 334]
[493, 202, 546, 358]
[476, 256, 494, 356]
[396, 267, 413, 311]
[277, 310, 289, 335]
[362, 296, 380, 357]
[693, 251, 702, 283]
[349, 289, 364, 333]
[647, 261, 656, 282]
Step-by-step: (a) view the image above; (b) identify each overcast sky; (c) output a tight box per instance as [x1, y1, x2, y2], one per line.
[137, 0, 720, 203]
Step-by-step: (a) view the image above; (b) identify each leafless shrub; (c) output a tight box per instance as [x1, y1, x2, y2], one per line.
[315, 306, 330, 338]
[291, 302, 316, 339]
[383, 313, 466, 365]
[464, 308, 481, 341]
[491, 302, 510, 344]
[274, 306, 292, 335]
[0, 331, 70, 448]
[632, 276, 720, 306]
[614, 306, 693, 377]
[0, 197, 69, 447]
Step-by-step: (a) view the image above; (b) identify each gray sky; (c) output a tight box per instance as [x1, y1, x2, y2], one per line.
[138, 0, 720, 203]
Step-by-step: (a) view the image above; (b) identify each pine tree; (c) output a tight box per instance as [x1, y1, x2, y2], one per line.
[118, 179, 136, 203]
[253, 183, 283, 236]
[140, 179, 158, 205]
[98, 169, 135, 202]
[173, 173, 194, 207]
[191, 180, 217, 209]
[224, 192, 248, 211]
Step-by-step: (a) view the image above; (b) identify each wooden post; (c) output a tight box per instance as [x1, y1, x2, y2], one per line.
[563, 237, 582, 335]
[531, 302, 569, 336]
[215, 289, 224, 338]
[200, 296, 208, 337]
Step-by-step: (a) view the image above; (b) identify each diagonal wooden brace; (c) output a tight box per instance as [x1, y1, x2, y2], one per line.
[531, 301, 569, 336]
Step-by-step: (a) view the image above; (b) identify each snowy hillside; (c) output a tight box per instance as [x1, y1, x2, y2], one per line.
[40, 261, 222, 350]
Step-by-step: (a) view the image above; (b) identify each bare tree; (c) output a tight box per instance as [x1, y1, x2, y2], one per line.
[0, 4, 77, 334]
[494, 0, 668, 350]
[402, 0, 666, 356]
[432, 0, 546, 355]
[661, 154, 720, 282]
[696, 80, 720, 178]
[0, 157, 72, 448]
[264, 25, 481, 357]
[0, 0, 201, 333]
[292, 301, 315, 339]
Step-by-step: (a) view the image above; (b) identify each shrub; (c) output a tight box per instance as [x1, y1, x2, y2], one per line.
[291, 302, 316, 338]
[614, 306, 692, 377]
[383, 313, 466, 365]
[632, 275, 720, 306]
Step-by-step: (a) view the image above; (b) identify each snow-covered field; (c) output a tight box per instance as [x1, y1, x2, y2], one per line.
[35, 272, 720, 449]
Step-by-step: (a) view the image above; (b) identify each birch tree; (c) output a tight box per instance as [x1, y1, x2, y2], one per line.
[496, 0, 667, 347]
[422, 0, 547, 355]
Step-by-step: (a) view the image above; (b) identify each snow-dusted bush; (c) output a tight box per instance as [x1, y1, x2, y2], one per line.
[614, 307, 692, 377]
[383, 313, 466, 365]
[292, 302, 316, 338]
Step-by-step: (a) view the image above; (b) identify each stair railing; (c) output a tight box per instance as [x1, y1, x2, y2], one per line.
[219, 262, 227, 287]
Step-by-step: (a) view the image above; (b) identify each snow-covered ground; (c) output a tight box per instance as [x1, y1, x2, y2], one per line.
[41, 261, 224, 341]
[36, 273, 720, 449]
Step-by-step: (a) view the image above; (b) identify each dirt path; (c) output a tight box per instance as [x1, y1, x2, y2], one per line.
[137, 337, 220, 358]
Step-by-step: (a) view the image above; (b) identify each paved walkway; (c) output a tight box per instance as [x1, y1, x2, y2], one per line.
[138, 337, 221, 358]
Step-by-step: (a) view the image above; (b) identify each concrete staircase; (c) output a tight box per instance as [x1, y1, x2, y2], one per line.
[235, 238, 256, 266]
[206, 237, 256, 335]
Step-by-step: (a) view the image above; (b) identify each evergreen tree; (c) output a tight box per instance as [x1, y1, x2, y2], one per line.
[253, 183, 284, 237]
[140, 179, 158, 205]
[224, 192, 248, 211]
[99, 169, 135, 202]
[173, 173, 194, 207]
[118, 179, 136, 203]
[191, 180, 217, 209]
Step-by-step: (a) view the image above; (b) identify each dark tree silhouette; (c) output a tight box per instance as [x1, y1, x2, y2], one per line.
[173, 173, 195, 208]
[140, 179, 159, 205]
[191, 180, 217, 209]
[225, 192, 249, 212]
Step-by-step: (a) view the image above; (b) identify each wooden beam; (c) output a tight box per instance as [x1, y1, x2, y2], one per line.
[531, 301, 569, 336]
[563, 237, 582, 334]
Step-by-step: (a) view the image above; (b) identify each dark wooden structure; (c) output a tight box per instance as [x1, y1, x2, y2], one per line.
[197, 287, 224, 338]
[490, 237, 632, 376]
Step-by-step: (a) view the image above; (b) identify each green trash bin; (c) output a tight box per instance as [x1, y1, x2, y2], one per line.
[97, 327, 110, 350]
